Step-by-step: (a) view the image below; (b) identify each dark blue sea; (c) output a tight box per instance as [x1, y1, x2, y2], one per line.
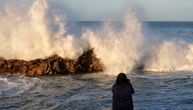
[1, 22, 193, 110]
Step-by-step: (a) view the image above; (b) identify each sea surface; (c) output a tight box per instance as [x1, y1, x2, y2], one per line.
[1, 22, 193, 110]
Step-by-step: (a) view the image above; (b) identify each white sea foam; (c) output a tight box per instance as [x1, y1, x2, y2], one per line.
[0, 76, 41, 96]
[0, 0, 83, 60]
[1, 0, 193, 75]
[82, 11, 144, 75]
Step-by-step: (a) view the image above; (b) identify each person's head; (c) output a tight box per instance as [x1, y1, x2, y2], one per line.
[115, 73, 129, 85]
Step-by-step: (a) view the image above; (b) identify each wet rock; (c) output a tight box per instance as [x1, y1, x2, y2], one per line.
[27, 63, 45, 76]
[76, 48, 103, 73]
[0, 49, 103, 76]
[26, 55, 76, 76]
[0, 57, 7, 69]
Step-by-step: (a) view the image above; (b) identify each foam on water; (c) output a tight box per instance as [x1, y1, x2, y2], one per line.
[0, 76, 41, 96]
[1, 0, 193, 75]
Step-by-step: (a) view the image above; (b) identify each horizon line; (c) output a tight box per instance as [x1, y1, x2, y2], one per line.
[67, 20, 193, 22]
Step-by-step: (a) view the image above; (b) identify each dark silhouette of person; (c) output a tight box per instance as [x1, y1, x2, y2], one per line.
[112, 73, 134, 110]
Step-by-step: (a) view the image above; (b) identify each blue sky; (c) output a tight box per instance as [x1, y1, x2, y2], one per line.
[1, 0, 193, 21]
[51, 0, 193, 21]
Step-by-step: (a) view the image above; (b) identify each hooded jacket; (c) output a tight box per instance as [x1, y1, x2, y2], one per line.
[112, 80, 134, 110]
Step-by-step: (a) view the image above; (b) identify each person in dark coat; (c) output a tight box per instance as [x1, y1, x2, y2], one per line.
[112, 73, 134, 110]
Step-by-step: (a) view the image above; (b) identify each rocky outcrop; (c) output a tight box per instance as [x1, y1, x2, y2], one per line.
[76, 49, 103, 73]
[0, 49, 103, 76]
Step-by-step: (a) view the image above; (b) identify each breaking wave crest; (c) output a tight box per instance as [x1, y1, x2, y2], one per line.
[1, 0, 193, 75]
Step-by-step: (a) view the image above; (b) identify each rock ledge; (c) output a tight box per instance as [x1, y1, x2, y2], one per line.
[0, 49, 103, 76]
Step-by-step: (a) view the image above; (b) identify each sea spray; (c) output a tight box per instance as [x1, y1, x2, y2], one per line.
[0, 0, 51, 59]
[145, 40, 193, 72]
[0, 0, 84, 60]
[82, 11, 144, 74]
[0, 0, 145, 75]
[1, 0, 193, 75]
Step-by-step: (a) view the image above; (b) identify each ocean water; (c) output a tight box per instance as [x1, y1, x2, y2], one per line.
[1, 22, 193, 110]
[1, 0, 193, 109]
[1, 72, 193, 110]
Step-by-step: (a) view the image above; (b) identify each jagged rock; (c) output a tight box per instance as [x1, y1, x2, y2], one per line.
[76, 48, 103, 73]
[0, 57, 7, 69]
[0, 49, 103, 76]
[27, 63, 45, 76]
[26, 55, 76, 76]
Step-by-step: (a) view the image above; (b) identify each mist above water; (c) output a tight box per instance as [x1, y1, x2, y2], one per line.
[1, 0, 193, 75]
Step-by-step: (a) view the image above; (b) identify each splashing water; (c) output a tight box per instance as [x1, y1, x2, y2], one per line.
[81, 11, 144, 74]
[0, 0, 83, 60]
[1, 0, 193, 75]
